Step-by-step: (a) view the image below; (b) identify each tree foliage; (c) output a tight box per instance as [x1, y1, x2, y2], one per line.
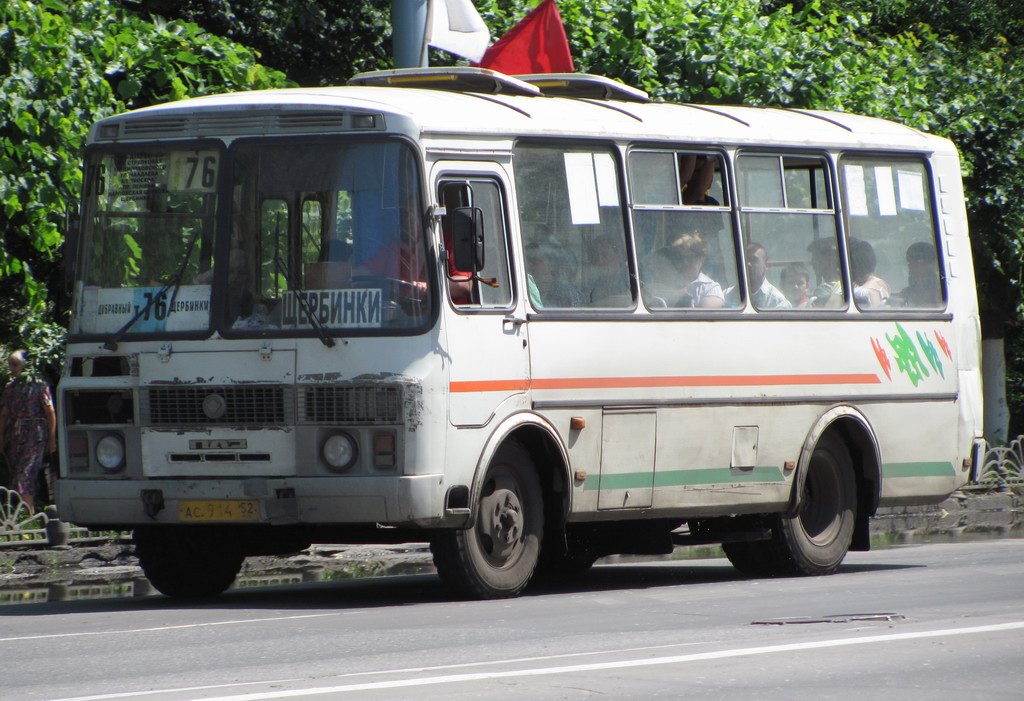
[0, 0, 290, 372]
[126, 0, 393, 87]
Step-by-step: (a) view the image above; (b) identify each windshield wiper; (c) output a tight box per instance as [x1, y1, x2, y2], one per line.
[275, 256, 335, 349]
[102, 230, 200, 352]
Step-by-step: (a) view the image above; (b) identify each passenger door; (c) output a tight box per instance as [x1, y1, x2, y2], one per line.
[434, 163, 528, 427]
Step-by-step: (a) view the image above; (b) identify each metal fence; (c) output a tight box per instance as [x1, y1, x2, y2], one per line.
[967, 436, 1024, 492]
[2, 438, 1023, 547]
[0, 487, 123, 549]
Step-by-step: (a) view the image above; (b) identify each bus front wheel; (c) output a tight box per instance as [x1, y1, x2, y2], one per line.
[134, 526, 244, 599]
[431, 441, 543, 599]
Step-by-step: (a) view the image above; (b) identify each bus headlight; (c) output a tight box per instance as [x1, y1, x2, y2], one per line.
[323, 433, 358, 471]
[95, 434, 125, 472]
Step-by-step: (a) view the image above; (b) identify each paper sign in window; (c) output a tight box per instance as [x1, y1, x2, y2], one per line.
[594, 153, 620, 207]
[874, 166, 897, 216]
[564, 152, 601, 225]
[844, 165, 868, 216]
[897, 170, 926, 211]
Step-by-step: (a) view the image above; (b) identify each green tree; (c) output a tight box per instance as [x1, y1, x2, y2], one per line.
[0, 0, 290, 371]
[126, 0, 393, 87]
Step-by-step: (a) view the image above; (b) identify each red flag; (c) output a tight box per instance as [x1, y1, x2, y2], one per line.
[477, 0, 574, 74]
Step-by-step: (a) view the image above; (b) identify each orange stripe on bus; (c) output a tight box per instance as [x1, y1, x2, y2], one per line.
[449, 374, 881, 393]
[449, 380, 533, 393]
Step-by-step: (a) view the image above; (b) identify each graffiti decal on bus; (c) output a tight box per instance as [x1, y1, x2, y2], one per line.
[873, 324, 953, 386]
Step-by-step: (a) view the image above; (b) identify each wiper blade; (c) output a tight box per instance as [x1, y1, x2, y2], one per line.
[102, 231, 201, 351]
[275, 258, 335, 348]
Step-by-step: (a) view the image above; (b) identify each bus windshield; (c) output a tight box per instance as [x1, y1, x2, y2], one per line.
[71, 139, 430, 338]
[230, 139, 429, 334]
[72, 145, 221, 336]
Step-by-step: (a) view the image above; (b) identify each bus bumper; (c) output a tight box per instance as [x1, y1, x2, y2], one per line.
[57, 474, 450, 529]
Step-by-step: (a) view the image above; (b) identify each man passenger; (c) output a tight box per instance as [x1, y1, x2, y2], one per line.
[738, 242, 790, 309]
[893, 241, 942, 308]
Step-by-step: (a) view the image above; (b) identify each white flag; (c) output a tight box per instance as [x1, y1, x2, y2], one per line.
[425, 0, 490, 63]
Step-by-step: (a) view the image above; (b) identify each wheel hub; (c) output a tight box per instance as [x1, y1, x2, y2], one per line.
[480, 488, 523, 561]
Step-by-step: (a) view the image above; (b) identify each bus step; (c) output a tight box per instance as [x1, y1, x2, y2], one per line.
[671, 528, 772, 547]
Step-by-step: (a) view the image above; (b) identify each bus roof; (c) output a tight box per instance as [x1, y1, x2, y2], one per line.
[91, 68, 947, 154]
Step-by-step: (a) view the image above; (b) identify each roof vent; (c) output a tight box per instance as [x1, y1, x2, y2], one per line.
[349, 67, 541, 97]
[516, 73, 650, 103]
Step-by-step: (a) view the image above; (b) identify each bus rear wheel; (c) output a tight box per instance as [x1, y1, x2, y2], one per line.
[777, 433, 856, 575]
[722, 540, 777, 577]
[431, 441, 543, 599]
[134, 526, 244, 599]
[724, 433, 856, 577]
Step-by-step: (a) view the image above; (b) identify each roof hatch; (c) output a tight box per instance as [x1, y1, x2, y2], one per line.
[348, 67, 541, 97]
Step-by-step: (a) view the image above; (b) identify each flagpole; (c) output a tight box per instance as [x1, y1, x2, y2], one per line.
[391, 0, 429, 68]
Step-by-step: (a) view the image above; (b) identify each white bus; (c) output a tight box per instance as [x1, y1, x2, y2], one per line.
[58, 68, 983, 599]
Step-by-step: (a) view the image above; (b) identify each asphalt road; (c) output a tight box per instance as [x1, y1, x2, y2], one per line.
[2, 538, 1022, 701]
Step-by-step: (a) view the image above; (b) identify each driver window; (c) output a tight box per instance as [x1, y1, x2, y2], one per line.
[438, 178, 512, 308]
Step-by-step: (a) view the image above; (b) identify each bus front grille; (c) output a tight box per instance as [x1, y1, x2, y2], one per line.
[300, 385, 402, 425]
[143, 386, 293, 427]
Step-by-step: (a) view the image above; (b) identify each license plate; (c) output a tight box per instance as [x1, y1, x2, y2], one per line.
[178, 500, 260, 522]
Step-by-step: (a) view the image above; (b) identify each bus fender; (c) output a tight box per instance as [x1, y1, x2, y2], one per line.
[463, 410, 571, 532]
[788, 405, 882, 524]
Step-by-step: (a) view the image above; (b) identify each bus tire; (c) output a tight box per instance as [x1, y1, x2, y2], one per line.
[776, 433, 856, 575]
[536, 545, 598, 578]
[722, 540, 777, 577]
[430, 441, 543, 599]
[134, 526, 244, 599]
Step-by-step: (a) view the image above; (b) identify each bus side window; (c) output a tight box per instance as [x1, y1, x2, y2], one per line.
[737, 153, 841, 310]
[515, 144, 633, 310]
[630, 149, 736, 310]
[438, 178, 512, 308]
[840, 157, 943, 310]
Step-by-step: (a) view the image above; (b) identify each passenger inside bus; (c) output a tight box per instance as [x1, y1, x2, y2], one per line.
[850, 238, 890, 308]
[681, 155, 719, 205]
[727, 241, 790, 309]
[807, 237, 844, 308]
[892, 241, 943, 308]
[659, 231, 725, 308]
[780, 262, 812, 308]
[525, 240, 586, 308]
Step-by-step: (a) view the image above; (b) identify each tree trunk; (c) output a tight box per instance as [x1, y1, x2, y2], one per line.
[982, 337, 1009, 445]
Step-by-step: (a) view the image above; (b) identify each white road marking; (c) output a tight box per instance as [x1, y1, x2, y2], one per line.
[49, 679, 308, 701]
[290, 640, 715, 679]
[42, 642, 714, 701]
[192, 620, 1024, 700]
[0, 613, 346, 644]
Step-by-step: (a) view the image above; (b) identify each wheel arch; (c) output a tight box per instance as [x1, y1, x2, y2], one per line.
[466, 411, 571, 532]
[790, 406, 882, 551]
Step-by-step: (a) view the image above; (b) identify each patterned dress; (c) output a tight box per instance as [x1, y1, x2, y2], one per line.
[1, 378, 53, 496]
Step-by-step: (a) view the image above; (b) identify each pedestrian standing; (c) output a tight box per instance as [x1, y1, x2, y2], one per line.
[0, 350, 56, 513]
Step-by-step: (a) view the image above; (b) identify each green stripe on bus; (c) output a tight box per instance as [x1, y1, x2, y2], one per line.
[584, 466, 786, 491]
[882, 462, 956, 478]
[584, 463, 952, 492]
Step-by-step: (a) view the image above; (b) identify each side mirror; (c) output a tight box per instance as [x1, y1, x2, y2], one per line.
[452, 207, 485, 274]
